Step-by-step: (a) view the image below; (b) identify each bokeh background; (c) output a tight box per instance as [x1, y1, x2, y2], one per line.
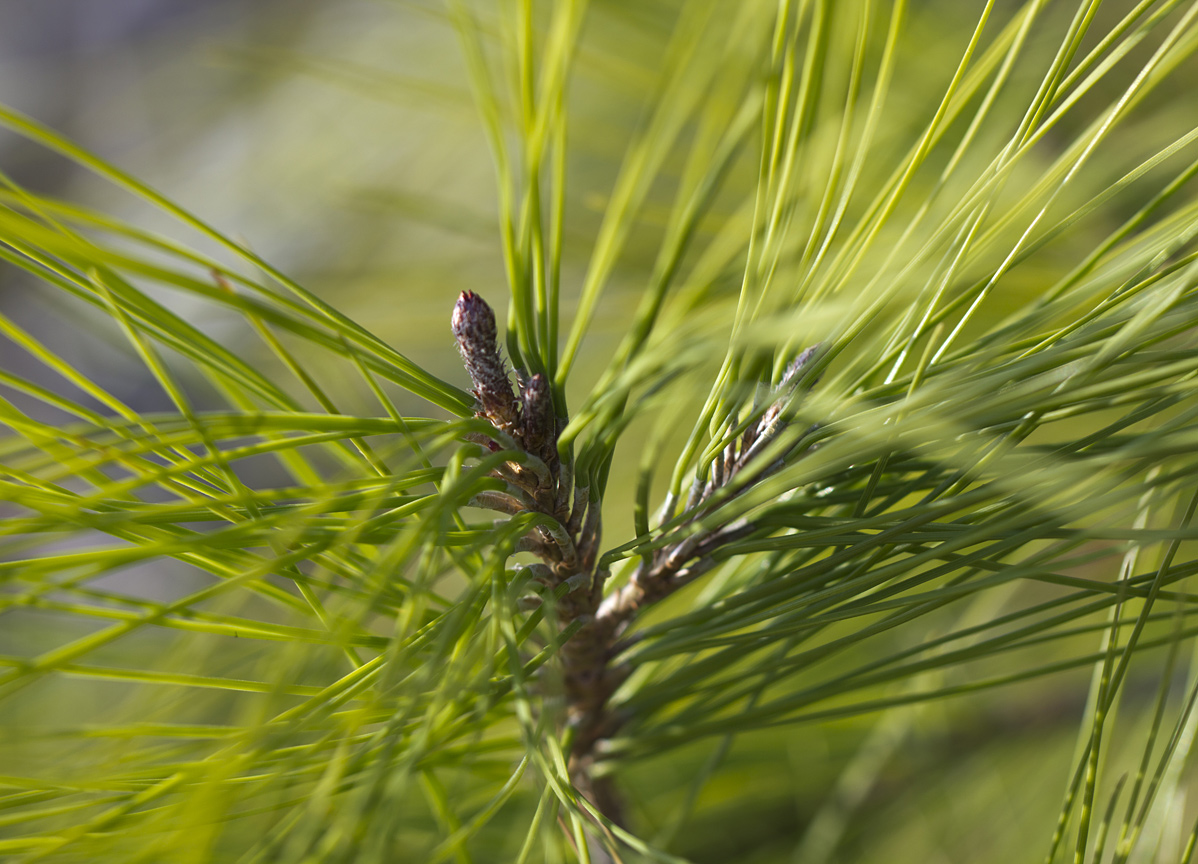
[2, 2, 1195, 861]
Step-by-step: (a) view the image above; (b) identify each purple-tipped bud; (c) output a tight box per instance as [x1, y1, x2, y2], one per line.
[452, 291, 520, 432]
[452, 290, 497, 348]
[520, 373, 554, 457]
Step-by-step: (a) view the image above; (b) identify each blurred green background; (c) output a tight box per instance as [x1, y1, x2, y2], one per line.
[2, 1, 1197, 861]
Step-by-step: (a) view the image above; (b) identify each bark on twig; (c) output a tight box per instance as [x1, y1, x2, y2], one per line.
[452, 293, 820, 830]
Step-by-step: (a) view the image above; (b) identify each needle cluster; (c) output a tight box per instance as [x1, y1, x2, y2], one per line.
[454, 291, 820, 824]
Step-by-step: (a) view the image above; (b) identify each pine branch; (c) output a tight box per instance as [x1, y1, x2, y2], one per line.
[454, 291, 825, 823]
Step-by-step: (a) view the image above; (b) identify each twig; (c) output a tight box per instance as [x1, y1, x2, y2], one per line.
[452, 294, 821, 832]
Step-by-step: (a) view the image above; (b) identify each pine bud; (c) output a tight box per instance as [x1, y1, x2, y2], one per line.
[452, 291, 520, 433]
[741, 344, 821, 465]
[779, 344, 819, 389]
[520, 373, 554, 458]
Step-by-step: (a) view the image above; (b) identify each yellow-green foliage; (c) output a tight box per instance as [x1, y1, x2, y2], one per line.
[2, 1, 1198, 861]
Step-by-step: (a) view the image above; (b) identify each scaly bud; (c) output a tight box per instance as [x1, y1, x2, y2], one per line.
[520, 373, 554, 459]
[762, 344, 821, 430]
[739, 344, 821, 470]
[780, 344, 819, 389]
[452, 291, 520, 433]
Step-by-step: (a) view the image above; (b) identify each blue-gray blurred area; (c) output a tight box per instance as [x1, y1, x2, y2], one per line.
[1, 1, 270, 200]
[0, 0, 503, 416]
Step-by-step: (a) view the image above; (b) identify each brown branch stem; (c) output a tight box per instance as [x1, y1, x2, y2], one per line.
[452, 293, 819, 833]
